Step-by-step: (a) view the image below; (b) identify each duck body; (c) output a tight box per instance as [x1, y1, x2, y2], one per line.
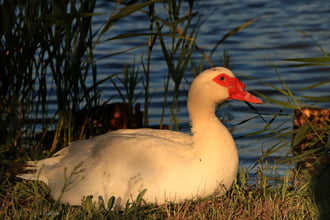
[19, 67, 262, 209]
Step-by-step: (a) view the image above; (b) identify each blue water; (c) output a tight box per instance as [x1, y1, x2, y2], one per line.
[89, 0, 330, 176]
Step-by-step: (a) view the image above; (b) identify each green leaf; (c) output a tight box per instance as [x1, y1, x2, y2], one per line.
[298, 81, 330, 91]
[300, 96, 330, 102]
[107, 196, 116, 210]
[282, 57, 330, 64]
[255, 92, 298, 109]
[209, 15, 266, 57]
[100, 1, 160, 37]
[105, 32, 194, 41]
[97, 46, 142, 60]
[292, 124, 309, 147]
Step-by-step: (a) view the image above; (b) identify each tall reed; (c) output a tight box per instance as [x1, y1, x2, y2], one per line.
[111, 62, 142, 128]
[153, 0, 201, 129]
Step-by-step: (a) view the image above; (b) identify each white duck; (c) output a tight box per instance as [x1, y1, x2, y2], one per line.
[18, 67, 262, 209]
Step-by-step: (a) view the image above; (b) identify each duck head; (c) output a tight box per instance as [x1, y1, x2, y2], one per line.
[188, 67, 262, 105]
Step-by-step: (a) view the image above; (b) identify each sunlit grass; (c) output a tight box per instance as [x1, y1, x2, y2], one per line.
[0, 167, 318, 219]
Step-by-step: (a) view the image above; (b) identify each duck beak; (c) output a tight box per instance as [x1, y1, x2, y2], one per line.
[228, 78, 263, 104]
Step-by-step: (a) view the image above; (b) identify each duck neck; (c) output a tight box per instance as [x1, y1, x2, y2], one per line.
[188, 98, 237, 162]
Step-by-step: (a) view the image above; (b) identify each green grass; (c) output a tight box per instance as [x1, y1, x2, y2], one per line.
[0, 168, 318, 219]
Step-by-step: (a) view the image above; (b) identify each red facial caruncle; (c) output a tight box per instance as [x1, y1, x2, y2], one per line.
[212, 74, 262, 104]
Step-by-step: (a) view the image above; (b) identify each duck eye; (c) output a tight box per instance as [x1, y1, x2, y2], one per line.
[219, 76, 225, 81]
[212, 74, 230, 86]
